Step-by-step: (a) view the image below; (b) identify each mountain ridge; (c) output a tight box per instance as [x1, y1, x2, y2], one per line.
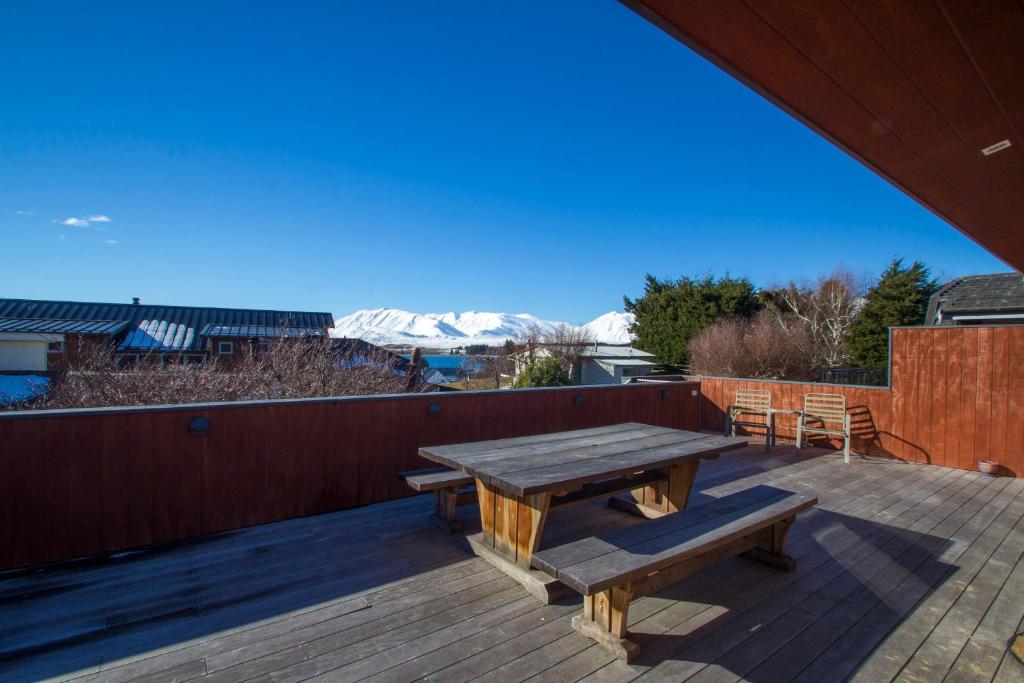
[330, 308, 634, 347]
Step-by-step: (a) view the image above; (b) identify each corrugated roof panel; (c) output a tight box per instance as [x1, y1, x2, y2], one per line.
[200, 324, 326, 337]
[0, 298, 333, 352]
[0, 318, 130, 335]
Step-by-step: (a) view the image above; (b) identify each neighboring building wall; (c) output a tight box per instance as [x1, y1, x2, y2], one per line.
[0, 339, 48, 372]
[580, 359, 615, 385]
[47, 334, 114, 372]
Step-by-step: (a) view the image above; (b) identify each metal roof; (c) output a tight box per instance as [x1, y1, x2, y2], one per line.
[0, 318, 129, 335]
[0, 299, 334, 352]
[594, 358, 657, 367]
[200, 324, 325, 338]
[581, 345, 655, 359]
[928, 272, 1024, 323]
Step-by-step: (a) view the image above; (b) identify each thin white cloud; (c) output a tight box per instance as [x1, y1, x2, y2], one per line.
[60, 234, 66, 241]
[55, 214, 112, 228]
[104, 239, 118, 246]
[15, 210, 35, 216]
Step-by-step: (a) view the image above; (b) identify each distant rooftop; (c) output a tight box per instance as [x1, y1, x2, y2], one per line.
[927, 272, 1024, 324]
[0, 318, 129, 336]
[581, 344, 655, 359]
[0, 298, 334, 352]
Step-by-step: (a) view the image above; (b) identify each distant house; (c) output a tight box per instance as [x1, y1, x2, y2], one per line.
[926, 272, 1024, 326]
[401, 354, 484, 385]
[513, 343, 657, 385]
[0, 298, 333, 372]
[330, 338, 411, 373]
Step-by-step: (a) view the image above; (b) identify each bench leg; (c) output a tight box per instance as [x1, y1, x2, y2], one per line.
[572, 584, 639, 663]
[432, 487, 461, 534]
[742, 516, 796, 571]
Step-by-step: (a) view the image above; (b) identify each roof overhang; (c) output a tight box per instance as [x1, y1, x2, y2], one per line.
[621, 1, 1024, 271]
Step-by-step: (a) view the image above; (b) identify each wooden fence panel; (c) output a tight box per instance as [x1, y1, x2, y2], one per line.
[689, 326, 1023, 479]
[0, 382, 701, 571]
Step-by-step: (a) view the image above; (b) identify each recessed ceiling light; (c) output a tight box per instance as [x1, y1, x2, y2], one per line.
[981, 139, 1012, 156]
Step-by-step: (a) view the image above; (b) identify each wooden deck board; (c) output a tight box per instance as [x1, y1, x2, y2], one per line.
[1, 445, 1021, 682]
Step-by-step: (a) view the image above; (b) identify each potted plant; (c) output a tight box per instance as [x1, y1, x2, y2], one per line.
[977, 460, 1001, 476]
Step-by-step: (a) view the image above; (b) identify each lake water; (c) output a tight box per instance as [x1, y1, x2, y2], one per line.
[401, 354, 483, 370]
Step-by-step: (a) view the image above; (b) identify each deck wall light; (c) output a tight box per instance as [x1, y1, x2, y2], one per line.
[188, 416, 210, 436]
[661, 389, 671, 399]
[427, 402, 441, 416]
[573, 394, 584, 406]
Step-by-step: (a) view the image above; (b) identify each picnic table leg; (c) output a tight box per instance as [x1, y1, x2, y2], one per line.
[610, 458, 701, 519]
[469, 478, 561, 602]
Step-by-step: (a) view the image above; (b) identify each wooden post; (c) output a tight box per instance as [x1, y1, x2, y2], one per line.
[664, 459, 699, 513]
[468, 479, 561, 602]
[571, 582, 638, 663]
[610, 459, 701, 519]
[742, 516, 796, 571]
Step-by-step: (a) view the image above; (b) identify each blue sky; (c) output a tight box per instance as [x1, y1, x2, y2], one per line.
[0, 2, 1009, 324]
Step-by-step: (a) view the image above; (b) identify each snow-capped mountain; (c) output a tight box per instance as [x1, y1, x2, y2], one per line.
[331, 308, 634, 347]
[581, 311, 635, 345]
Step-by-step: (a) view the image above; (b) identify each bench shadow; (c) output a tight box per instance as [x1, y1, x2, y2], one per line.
[609, 509, 955, 679]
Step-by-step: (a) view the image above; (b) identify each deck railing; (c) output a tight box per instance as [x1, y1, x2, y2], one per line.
[0, 381, 700, 571]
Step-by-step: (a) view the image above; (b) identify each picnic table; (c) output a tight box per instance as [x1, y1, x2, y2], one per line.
[418, 422, 748, 601]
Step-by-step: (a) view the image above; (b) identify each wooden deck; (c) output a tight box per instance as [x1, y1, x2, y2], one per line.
[1, 445, 1022, 682]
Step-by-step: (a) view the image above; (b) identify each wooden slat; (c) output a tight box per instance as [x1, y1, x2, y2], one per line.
[400, 468, 474, 492]
[497, 435, 747, 496]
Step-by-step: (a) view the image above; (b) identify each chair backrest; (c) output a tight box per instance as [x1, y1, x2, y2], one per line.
[735, 389, 771, 412]
[803, 393, 846, 423]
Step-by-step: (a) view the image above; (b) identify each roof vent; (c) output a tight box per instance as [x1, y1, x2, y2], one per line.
[132, 297, 141, 305]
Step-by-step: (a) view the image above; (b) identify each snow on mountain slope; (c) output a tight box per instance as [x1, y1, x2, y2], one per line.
[331, 308, 634, 347]
[581, 311, 635, 344]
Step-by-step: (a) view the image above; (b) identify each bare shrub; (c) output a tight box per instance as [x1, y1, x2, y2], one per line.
[771, 268, 861, 368]
[24, 337, 431, 410]
[543, 323, 593, 372]
[689, 310, 816, 380]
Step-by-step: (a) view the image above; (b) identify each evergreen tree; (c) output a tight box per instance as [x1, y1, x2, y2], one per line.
[624, 274, 760, 366]
[512, 356, 570, 388]
[848, 259, 940, 366]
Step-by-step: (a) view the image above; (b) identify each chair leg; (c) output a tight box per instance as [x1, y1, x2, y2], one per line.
[843, 415, 851, 464]
[795, 417, 803, 453]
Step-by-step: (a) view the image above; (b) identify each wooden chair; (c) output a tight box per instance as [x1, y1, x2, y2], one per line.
[796, 393, 852, 463]
[725, 389, 773, 451]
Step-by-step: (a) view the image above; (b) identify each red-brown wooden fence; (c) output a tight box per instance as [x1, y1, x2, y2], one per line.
[693, 326, 1024, 478]
[0, 382, 700, 571]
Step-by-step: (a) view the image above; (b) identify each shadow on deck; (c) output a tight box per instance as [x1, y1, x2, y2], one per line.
[1, 445, 1022, 682]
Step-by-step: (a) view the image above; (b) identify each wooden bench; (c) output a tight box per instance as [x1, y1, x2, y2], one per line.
[532, 485, 817, 662]
[400, 467, 476, 533]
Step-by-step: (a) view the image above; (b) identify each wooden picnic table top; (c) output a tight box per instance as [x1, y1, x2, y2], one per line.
[418, 423, 748, 497]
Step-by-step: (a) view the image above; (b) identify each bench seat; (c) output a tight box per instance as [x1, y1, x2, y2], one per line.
[532, 485, 816, 661]
[400, 467, 476, 533]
